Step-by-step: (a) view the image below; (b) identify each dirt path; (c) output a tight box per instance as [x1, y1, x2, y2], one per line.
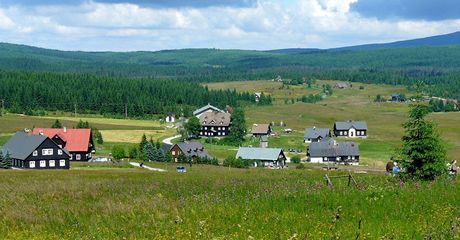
[129, 162, 167, 172]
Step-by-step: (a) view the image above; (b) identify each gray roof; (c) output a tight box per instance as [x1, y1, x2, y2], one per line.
[177, 141, 210, 158]
[308, 138, 359, 157]
[334, 121, 368, 130]
[3, 132, 47, 160]
[199, 112, 231, 127]
[161, 144, 172, 154]
[236, 147, 285, 161]
[193, 104, 224, 116]
[304, 128, 330, 140]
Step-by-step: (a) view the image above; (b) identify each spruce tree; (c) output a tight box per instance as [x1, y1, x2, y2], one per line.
[400, 104, 447, 180]
[3, 153, 12, 169]
[51, 119, 63, 128]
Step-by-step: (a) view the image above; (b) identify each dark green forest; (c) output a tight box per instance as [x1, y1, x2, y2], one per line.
[0, 70, 271, 117]
[0, 43, 460, 115]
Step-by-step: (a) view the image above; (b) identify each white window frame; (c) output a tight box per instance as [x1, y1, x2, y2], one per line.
[40, 160, 46, 168]
[42, 149, 53, 156]
[33, 150, 38, 157]
[172, 150, 176, 155]
[58, 149, 63, 155]
[59, 160, 66, 167]
[49, 160, 56, 167]
[76, 154, 81, 160]
[29, 161, 35, 168]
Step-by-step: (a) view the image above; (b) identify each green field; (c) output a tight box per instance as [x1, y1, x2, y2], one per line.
[1, 163, 460, 239]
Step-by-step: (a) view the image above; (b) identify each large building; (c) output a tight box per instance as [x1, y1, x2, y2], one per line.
[199, 112, 231, 137]
[2, 131, 70, 169]
[333, 121, 368, 138]
[307, 138, 360, 165]
[33, 128, 95, 161]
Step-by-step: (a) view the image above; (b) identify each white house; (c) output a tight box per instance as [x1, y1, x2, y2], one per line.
[165, 113, 175, 123]
[333, 121, 368, 138]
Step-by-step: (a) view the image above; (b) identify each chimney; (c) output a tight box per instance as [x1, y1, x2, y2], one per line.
[39, 130, 44, 136]
[313, 126, 316, 130]
[63, 127, 67, 133]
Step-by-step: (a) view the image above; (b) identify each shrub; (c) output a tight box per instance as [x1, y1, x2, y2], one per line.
[111, 146, 126, 160]
[128, 146, 138, 159]
[291, 155, 301, 164]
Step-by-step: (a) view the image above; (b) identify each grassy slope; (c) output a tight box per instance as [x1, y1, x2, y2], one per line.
[1, 164, 460, 239]
[208, 80, 459, 166]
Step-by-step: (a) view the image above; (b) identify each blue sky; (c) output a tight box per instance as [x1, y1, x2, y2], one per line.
[0, 0, 459, 51]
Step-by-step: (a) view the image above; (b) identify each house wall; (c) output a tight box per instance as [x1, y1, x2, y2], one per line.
[19, 138, 70, 169]
[69, 151, 91, 161]
[170, 145, 182, 162]
[200, 126, 229, 137]
[309, 157, 324, 163]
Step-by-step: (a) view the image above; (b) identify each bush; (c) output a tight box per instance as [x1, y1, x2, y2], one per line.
[223, 156, 251, 168]
[128, 146, 138, 159]
[291, 155, 301, 164]
[112, 146, 126, 160]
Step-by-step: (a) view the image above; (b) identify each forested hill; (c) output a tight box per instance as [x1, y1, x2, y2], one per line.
[1, 42, 460, 100]
[0, 70, 270, 117]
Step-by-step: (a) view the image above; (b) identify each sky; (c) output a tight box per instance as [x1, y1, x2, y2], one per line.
[0, 0, 459, 51]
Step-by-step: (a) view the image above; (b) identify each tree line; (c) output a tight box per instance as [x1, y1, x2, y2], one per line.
[0, 70, 271, 118]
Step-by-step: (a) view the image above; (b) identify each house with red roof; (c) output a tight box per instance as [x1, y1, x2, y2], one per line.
[32, 127, 95, 161]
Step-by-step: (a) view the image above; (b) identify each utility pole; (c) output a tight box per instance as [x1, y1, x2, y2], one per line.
[125, 103, 128, 119]
[74, 103, 77, 118]
[1, 99, 4, 116]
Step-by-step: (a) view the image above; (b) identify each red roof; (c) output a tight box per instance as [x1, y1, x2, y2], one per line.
[32, 128, 91, 152]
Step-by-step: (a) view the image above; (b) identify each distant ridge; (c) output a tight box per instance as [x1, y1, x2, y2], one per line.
[267, 31, 460, 54]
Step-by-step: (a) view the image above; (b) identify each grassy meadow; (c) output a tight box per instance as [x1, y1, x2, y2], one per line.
[1, 164, 460, 239]
[207, 80, 460, 167]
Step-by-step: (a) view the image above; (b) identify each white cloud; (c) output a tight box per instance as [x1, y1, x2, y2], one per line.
[0, 0, 458, 51]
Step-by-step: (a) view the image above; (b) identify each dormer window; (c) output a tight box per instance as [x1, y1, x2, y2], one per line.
[33, 150, 38, 156]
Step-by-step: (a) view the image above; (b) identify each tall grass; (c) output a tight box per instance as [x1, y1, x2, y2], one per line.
[0, 165, 459, 239]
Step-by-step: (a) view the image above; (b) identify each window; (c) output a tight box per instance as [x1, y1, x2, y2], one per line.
[70, 155, 73, 160]
[42, 149, 53, 156]
[59, 160, 66, 167]
[76, 154, 81, 160]
[29, 161, 35, 168]
[33, 151, 38, 157]
[40, 160, 46, 168]
[172, 151, 176, 155]
[58, 149, 63, 155]
[49, 160, 55, 167]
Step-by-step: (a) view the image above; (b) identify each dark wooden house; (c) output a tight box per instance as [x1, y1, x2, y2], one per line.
[2, 131, 70, 169]
[170, 142, 210, 162]
[199, 112, 231, 137]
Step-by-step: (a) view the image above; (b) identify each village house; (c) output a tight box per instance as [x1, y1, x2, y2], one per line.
[32, 127, 95, 161]
[193, 104, 224, 118]
[251, 124, 271, 137]
[333, 121, 368, 138]
[334, 82, 348, 89]
[307, 138, 360, 165]
[255, 92, 261, 102]
[236, 147, 286, 168]
[2, 131, 71, 169]
[165, 112, 175, 123]
[391, 93, 405, 102]
[304, 127, 331, 143]
[169, 141, 210, 162]
[199, 112, 231, 137]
